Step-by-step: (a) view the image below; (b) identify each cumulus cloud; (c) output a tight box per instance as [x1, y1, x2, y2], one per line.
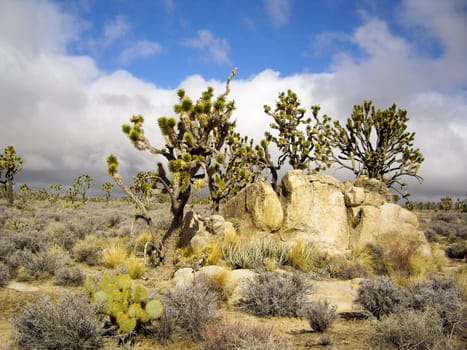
[104, 15, 129, 43]
[264, 0, 291, 26]
[0, 0, 466, 202]
[182, 29, 231, 65]
[118, 40, 163, 64]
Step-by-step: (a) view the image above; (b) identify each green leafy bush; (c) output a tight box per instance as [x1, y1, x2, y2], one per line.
[236, 271, 311, 317]
[85, 272, 163, 334]
[12, 292, 102, 350]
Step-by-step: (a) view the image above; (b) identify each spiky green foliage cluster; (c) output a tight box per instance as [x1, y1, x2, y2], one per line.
[48, 183, 63, 203]
[101, 181, 114, 202]
[129, 170, 159, 206]
[0, 145, 23, 206]
[208, 130, 269, 210]
[322, 100, 424, 197]
[261, 90, 332, 190]
[107, 68, 238, 255]
[73, 174, 95, 202]
[85, 273, 163, 333]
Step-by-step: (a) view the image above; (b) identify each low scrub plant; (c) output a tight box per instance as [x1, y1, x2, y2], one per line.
[0, 261, 10, 287]
[368, 307, 447, 350]
[356, 277, 404, 319]
[72, 234, 103, 265]
[159, 275, 221, 341]
[12, 292, 103, 350]
[54, 265, 85, 286]
[302, 300, 337, 332]
[236, 271, 311, 317]
[200, 319, 291, 350]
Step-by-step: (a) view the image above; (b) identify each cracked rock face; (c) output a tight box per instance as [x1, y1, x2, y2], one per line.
[218, 170, 430, 257]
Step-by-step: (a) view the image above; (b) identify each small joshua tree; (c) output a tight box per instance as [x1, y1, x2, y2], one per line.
[101, 181, 114, 202]
[73, 174, 95, 202]
[49, 183, 63, 203]
[107, 68, 238, 266]
[0, 145, 23, 207]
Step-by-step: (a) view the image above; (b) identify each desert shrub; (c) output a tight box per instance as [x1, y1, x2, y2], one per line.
[200, 319, 291, 350]
[13, 246, 71, 280]
[102, 243, 127, 268]
[288, 241, 326, 272]
[445, 241, 467, 259]
[160, 275, 221, 341]
[357, 277, 404, 319]
[302, 300, 337, 332]
[406, 275, 467, 336]
[54, 265, 85, 286]
[327, 255, 370, 279]
[12, 228, 49, 253]
[12, 292, 103, 350]
[123, 255, 146, 279]
[0, 261, 10, 287]
[368, 308, 447, 350]
[364, 243, 387, 275]
[72, 235, 103, 265]
[426, 219, 455, 238]
[236, 271, 311, 317]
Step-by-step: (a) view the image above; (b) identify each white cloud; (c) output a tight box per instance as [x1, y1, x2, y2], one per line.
[104, 16, 129, 43]
[182, 30, 231, 65]
[264, 0, 291, 26]
[118, 40, 163, 64]
[1, 0, 466, 201]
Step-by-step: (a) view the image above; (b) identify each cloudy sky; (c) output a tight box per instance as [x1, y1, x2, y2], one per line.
[1, 0, 466, 202]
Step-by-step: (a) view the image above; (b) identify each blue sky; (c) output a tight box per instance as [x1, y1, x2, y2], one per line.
[1, 0, 467, 201]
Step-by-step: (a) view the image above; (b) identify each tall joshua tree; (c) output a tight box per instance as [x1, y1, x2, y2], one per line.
[260, 90, 331, 191]
[0, 145, 23, 207]
[320, 100, 424, 197]
[107, 68, 237, 266]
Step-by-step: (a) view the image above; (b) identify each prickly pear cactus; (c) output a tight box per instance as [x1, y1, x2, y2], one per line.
[85, 272, 163, 333]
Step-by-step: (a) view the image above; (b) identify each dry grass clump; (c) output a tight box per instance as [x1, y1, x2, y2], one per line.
[301, 299, 337, 332]
[12, 292, 103, 350]
[236, 271, 311, 317]
[102, 242, 127, 268]
[200, 319, 291, 350]
[288, 241, 326, 272]
[123, 255, 146, 279]
[222, 238, 288, 270]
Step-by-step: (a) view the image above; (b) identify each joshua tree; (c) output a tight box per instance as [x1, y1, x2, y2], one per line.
[107, 68, 238, 266]
[208, 130, 268, 210]
[101, 181, 114, 202]
[261, 90, 331, 191]
[320, 100, 424, 197]
[49, 183, 63, 203]
[73, 174, 95, 202]
[0, 145, 23, 207]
